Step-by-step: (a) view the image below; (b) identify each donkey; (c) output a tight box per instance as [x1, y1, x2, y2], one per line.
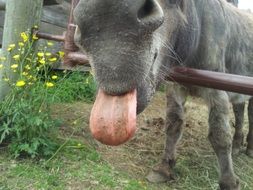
[74, 0, 253, 189]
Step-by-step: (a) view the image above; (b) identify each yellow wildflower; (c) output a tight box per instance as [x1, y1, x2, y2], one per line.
[49, 57, 57, 62]
[7, 44, 16, 51]
[22, 72, 28, 76]
[32, 34, 39, 40]
[47, 42, 54, 46]
[58, 51, 65, 58]
[10, 64, 18, 69]
[16, 80, 26, 87]
[0, 57, 6, 61]
[51, 75, 58, 80]
[9, 44, 15, 48]
[28, 82, 33, 85]
[0, 64, 3, 69]
[39, 58, 46, 64]
[37, 52, 44, 57]
[45, 82, 54, 88]
[28, 75, 33, 79]
[13, 54, 20, 61]
[33, 25, 38, 29]
[20, 32, 28, 42]
[18, 42, 25, 47]
[13, 70, 17, 73]
[45, 52, 52, 57]
[25, 65, 31, 70]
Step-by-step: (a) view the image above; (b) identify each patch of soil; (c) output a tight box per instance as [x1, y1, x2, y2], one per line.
[49, 89, 253, 190]
[51, 92, 216, 181]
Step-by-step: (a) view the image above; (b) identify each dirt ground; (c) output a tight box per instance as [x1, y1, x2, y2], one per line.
[52, 91, 253, 190]
[94, 93, 211, 180]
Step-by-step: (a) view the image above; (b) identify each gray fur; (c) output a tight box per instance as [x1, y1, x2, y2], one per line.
[74, 0, 253, 189]
[227, 0, 238, 7]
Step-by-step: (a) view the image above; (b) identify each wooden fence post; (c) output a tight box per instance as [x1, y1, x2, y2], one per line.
[0, 0, 43, 100]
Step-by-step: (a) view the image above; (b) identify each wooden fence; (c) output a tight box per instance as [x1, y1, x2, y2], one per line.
[0, 0, 71, 46]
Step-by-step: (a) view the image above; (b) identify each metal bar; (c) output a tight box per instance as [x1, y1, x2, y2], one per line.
[63, 0, 80, 60]
[68, 0, 79, 24]
[64, 23, 79, 53]
[35, 31, 65, 42]
[65, 52, 89, 66]
[168, 67, 253, 96]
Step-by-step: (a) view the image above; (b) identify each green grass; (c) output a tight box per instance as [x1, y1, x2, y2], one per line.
[1, 144, 252, 190]
[0, 140, 145, 190]
[1, 137, 253, 190]
[47, 71, 97, 103]
[0, 92, 253, 190]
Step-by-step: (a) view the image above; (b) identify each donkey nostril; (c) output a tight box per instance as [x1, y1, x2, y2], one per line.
[138, 0, 155, 20]
[137, 0, 164, 31]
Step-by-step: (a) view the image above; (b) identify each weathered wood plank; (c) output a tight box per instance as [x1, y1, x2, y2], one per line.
[0, 3, 69, 46]
[0, 3, 67, 45]
[0, 6, 69, 29]
[0, 0, 66, 10]
[42, 5, 69, 28]
[40, 22, 66, 35]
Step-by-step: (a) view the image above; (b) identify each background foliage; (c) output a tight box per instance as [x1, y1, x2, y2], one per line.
[0, 31, 96, 158]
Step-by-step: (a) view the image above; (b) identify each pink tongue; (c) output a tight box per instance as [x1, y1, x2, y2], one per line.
[89, 89, 137, 146]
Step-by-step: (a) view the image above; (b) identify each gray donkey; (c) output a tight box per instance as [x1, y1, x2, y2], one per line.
[74, 0, 253, 189]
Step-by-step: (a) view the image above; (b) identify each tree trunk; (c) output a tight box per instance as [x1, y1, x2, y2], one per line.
[0, 0, 43, 100]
